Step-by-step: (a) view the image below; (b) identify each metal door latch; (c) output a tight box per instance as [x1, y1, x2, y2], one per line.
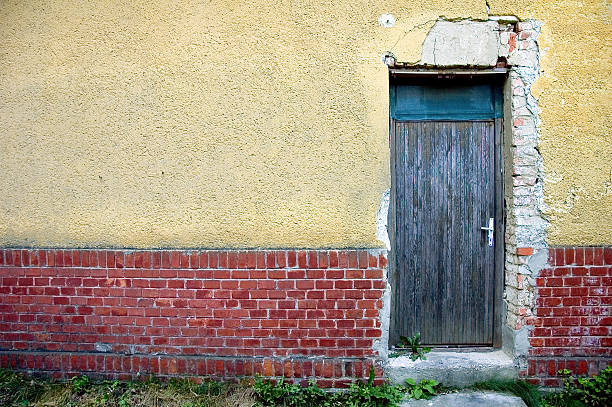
[481, 217, 494, 247]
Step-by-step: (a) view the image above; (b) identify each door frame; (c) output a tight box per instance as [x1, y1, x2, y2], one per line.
[388, 69, 507, 349]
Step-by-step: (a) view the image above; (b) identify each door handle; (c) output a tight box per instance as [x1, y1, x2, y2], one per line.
[481, 217, 494, 247]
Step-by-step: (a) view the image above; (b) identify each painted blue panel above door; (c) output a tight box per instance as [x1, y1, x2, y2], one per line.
[390, 83, 503, 120]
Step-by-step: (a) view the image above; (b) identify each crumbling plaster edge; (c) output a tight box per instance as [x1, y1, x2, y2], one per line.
[374, 189, 391, 360]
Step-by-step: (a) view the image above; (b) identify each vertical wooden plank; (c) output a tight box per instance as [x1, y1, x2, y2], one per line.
[400, 120, 408, 344]
[406, 121, 418, 339]
[493, 117, 505, 348]
[444, 121, 455, 343]
[414, 121, 426, 341]
[389, 116, 398, 346]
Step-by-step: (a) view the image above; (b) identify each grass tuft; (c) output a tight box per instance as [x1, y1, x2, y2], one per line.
[471, 379, 542, 407]
[0, 368, 257, 407]
[0, 368, 47, 406]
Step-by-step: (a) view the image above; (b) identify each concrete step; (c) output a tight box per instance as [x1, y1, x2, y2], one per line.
[385, 350, 518, 387]
[400, 391, 527, 407]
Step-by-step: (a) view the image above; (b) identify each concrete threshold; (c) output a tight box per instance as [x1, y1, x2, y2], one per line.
[400, 391, 527, 407]
[384, 350, 518, 387]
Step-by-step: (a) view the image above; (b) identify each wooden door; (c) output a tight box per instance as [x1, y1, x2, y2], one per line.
[389, 79, 504, 347]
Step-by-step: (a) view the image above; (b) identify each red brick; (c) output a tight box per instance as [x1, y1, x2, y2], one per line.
[604, 248, 612, 265]
[543, 297, 562, 306]
[356, 251, 368, 269]
[276, 251, 289, 268]
[287, 269, 304, 279]
[366, 254, 377, 268]
[318, 252, 329, 269]
[326, 270, 343, 279]
[379, 254, 388, 268]
[517, 247, 534, 256]
[114, 251, 124, 268]
[570, 287, 589, 296]
[575, 248, 585, 265]
[539, 268, 553, 277]
[565, 248, 575, 265]
[297, 251, 307, 268]
[545, 278, 563, 287]
[228, 252, 238, 269]
[329, 251, 338, 268]
[255, 252, 266, 269]
[52, 250, 64, 267]
[347, 252, 358, 268]
[277, 251, 288, 268]
[161, 252, 171, 268]
[39, 251, 47, 267]
[553, 267, 571, 277]
[206, 251, 217, 268]
[584, 248, 594, 265]
[561, 297, 580, 306]
[338, 252, 348, 268]
[594, 248, 604, 265]
[179, 252, 190, 268]
[554, 248, 565, 266]
[365, 269, 383, 279]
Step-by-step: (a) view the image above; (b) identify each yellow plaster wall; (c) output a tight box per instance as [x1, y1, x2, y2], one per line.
[0, 0, 610, 248]
[488, 1, 612, 245]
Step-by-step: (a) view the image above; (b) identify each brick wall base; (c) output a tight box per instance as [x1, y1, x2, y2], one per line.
[3, 246, 610, 387]
[0, 249, 386, 387]
[522, 247, 612, 386]
[0, 351, 382, 387]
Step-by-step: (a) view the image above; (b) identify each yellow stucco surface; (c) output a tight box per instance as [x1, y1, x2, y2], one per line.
[489, 1, 612, 245]
[0, 0, 610, 248]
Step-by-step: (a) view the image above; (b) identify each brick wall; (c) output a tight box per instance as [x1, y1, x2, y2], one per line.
[523, 247, 612, 386]
[4, 246, 610, 387]
[0, 249, 386, 387]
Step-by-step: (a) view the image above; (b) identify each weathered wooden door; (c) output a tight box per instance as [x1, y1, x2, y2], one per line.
[389, 77, 504, 347]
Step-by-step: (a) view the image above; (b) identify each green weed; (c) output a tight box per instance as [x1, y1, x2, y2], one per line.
[391, 333, 431, 361]
[253, 366, 404, 407]
[404, 378, 439, 400]
[541, 367, 612, 407]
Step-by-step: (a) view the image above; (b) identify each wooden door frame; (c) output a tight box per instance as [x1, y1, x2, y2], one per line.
[388, 69, 507, 349]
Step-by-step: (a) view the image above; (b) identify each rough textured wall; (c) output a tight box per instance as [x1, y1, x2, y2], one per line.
[488, 1, 612, 245]
[0, 0, 610, 248]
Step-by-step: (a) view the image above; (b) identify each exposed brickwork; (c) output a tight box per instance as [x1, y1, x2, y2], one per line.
[0, 248, 386, 386]
[504, 20, 548, 334]
[523, 247, 612, 386]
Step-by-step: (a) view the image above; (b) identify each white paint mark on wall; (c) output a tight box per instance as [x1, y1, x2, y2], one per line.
[95, 342, 112, 352]
[379, 13, 396, 28]
[376, 189, 390, 250]
[381, 51, 396, 66]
